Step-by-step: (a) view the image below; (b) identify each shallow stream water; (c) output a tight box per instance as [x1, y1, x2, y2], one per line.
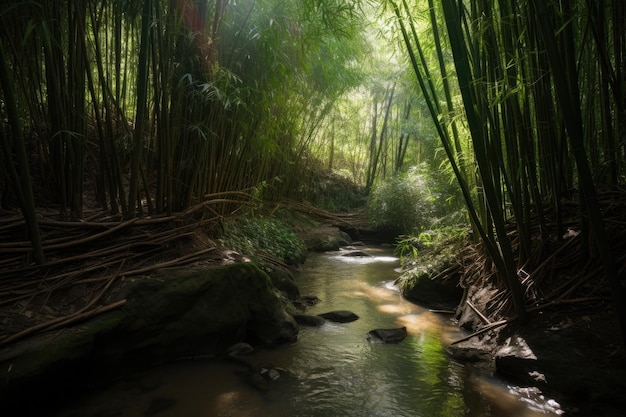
[54, 245, 562, 417]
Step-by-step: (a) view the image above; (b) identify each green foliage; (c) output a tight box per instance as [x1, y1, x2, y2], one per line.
[221, 215, 306, 265]
[367, 164, 463, 234]
[368, 168, 432, 234]
[394, 226, 467, 262]
[0, 0, 372, 218]
[394, 228, 467, 304]
[295, 165, 367, 211]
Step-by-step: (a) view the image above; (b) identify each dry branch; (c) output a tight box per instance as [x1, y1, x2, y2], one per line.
[450, 319, 511, 345]
[0, 199, 230, 346]
[0, 299, 127, 348]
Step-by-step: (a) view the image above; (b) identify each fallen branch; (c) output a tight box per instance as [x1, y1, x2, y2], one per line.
[467, 300, 491, 325]
[450, 319, 512, 345]
[428, 309, 455, 315]
[43, 218, 137, 251]
[0, 299, 127, 348]
[122, 247, 217, 276]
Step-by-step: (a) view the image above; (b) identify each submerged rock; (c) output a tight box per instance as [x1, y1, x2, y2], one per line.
[367, 327, 408, 344]
[340, 250, 372, 257]
[292, 313, 326, 327]
[246, 366, 288, 392]
[318, 310, 360, 323]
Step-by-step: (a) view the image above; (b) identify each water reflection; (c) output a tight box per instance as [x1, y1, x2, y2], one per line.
[53, 245, 561, 417]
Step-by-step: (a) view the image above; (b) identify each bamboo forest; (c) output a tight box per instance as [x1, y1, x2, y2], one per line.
[1, 1, 625, 416]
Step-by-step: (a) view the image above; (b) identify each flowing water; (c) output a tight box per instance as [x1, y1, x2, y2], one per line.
[54, 245, 562, 417]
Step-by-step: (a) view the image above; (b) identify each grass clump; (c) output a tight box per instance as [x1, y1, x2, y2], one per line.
[220, 213, 306, 265]
[394, 229, 468, 299]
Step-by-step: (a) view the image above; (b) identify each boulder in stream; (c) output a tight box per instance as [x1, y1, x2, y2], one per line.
[367, 327, 408, 343]
[0, 263, 298, 407]
[318, 310, 360, 323]
[292, 313, 326, 327]
[293, 294, 322, 310]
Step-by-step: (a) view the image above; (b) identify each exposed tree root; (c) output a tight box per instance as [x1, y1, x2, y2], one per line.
[450, 319, 512, 345]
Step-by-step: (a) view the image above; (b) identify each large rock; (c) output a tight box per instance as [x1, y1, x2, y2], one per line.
[264, 266, 300, 300]
[302, 226, 352, 251]
[399, 268, 463, 310]
[318, 310, 360, 323]
[111, 263, 298, 353]
[0, 263, 298, 408]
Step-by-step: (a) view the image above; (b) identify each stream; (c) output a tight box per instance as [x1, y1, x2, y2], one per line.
[54, 245, 563, 417]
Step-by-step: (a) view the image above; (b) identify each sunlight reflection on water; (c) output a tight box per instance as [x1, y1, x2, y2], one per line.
[53, 245, 562, 417]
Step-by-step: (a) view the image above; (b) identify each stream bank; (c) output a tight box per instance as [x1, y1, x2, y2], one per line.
[0, 263, 299, 413]
[2, 217, 625, 416]
[396, 235, 626, 417]
[0, 222, 368, 414]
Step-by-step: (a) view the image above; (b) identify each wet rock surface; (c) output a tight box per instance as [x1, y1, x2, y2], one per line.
[340, 249, 372, 257]
[367, 327, 408, 343]
[301, 226, 352, 251]
[400, 269, 463, 311]
[447, 306, 626, 416]
[0, 263, 298, 409]
[318, 310, 360, 323]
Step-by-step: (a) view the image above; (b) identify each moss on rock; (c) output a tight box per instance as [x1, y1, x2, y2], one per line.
[0, 263, 298, 408]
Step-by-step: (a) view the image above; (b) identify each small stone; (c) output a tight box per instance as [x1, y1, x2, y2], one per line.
[226, 342, 254, 357]
[318, 310, 359, 323]
[367, 327, 408, 344]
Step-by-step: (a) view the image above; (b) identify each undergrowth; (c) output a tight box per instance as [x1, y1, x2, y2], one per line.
[220, 209, 307, 265]
[394, 228, 468, 294]
[367, 164, 466, 235]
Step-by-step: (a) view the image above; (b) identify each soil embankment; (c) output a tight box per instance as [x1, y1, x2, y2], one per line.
[398, 238, 626, 416]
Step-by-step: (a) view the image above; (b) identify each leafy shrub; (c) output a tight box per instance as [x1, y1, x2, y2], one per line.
[221, 215, 306, 264]
[367, 166, 437, 234]
[367, 164, 466, 235]
[395, 227, 468, 261]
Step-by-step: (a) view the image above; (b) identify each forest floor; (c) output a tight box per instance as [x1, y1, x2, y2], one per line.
[1, 197, 625, 416]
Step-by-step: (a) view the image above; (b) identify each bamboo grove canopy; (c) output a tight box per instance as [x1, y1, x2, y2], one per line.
[389, 0, 626, 339]
[1, 1, 626, 340]
[0, 0, 365, 220]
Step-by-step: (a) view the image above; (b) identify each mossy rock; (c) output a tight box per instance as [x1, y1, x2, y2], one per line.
[399, 267, 463, 310]
[263, 266, 300, 300]
[0, 263, 298, 408]
[302, 226, 352, 251]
